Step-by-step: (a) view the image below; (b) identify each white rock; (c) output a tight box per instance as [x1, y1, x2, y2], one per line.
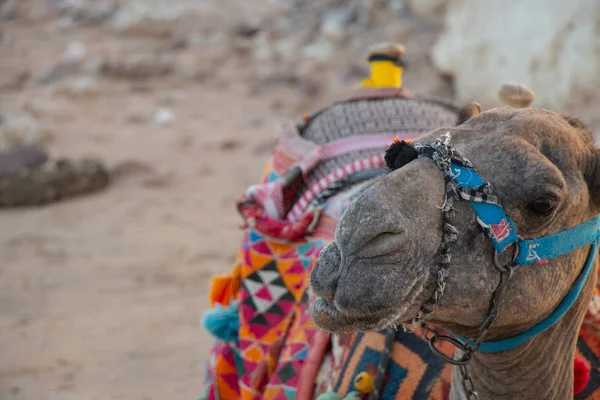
[432, 0, 600, 114]
[320, 8, 354, 40]
[62, 41, 87, 64]
[0, 114, 41, 149]
[152, 109, 175, 127]
[253, 32, 274, 61]
[302, 42, 333, 60]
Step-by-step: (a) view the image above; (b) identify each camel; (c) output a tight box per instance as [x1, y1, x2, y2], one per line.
[309, 103, 600, 399]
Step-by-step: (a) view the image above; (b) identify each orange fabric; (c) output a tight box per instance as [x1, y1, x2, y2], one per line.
[209, 263, 241, 307]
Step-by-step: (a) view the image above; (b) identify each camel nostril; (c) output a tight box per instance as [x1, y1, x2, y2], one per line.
[310, 241, 343, 302]
[310, 275, 338, 304]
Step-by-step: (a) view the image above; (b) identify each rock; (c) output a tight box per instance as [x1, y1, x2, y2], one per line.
[0, 145, 49, 174]
[319, 8, 355, 40]
[218, 139, 241, 151]
[55, 0, 119, 24]
[0, 114, 42, 149]
[52, 76, 100, 98]
[232, 21, 261, 38]
[151, 108, 174, 127]
[302, 42, 333, 60]
[37, 41, 87, 84]
[0, 157, 110, 208]
[62, 41, 88, 64]
[432, 0, 600, 116]
[252, 32, 275, 61]
[100, 54, 173, 80]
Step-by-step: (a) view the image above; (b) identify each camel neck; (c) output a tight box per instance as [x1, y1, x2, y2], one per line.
[449, 265, 595, 400]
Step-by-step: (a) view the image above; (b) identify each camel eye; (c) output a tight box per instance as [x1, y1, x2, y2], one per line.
[528, 198, 555, 216]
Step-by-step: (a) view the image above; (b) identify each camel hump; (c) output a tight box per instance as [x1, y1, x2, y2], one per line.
[498, 81, 535, 108]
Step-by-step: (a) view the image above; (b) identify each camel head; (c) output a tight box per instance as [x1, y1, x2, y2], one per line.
[310, 106, 600, 340]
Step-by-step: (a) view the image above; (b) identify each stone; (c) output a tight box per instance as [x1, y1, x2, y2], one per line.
[302, 42, 333, 60]
[151, 108, 174, 127]
[0, 114, 41, 149]
[319, 8, 355, 40]
[0, 145, 49, 174]
[0, 114, 52, 149]
[432, 0, 600, 120]
[62, 41, 87, 64]
[252, 32, 275, 61]
[232, 21, 261, 38]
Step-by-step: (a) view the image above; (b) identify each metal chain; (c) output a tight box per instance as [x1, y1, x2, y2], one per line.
[399, 133, 521, 399]
[420, 255, 519, 400]
[459, 364, 479, 400]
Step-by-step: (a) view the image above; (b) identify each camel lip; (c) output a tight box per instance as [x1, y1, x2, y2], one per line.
[309, 296, 398, 333]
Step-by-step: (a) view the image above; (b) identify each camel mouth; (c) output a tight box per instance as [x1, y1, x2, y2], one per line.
[309, 296, 401, 333]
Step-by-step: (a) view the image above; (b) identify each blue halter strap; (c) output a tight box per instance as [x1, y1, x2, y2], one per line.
[449, 161, 600, 353]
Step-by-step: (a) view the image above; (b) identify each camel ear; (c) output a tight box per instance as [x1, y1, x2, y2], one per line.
[457, 102, 481, 125]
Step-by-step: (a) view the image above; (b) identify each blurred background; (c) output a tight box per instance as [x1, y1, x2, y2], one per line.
[0, 0, 599, 399]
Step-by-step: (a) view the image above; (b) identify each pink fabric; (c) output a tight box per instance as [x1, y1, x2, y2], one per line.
[242, 133, 399, 221]
[245, 181, 285, 219]
[287, 155, 386, 222]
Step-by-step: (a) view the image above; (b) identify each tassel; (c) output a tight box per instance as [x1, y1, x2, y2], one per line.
[574, 358, 590, 395]
[201, 301, 240, 344]
[209, 263, 241, 307]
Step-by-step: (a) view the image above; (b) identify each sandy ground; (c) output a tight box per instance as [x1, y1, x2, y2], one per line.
[0, 18, 304, 400]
